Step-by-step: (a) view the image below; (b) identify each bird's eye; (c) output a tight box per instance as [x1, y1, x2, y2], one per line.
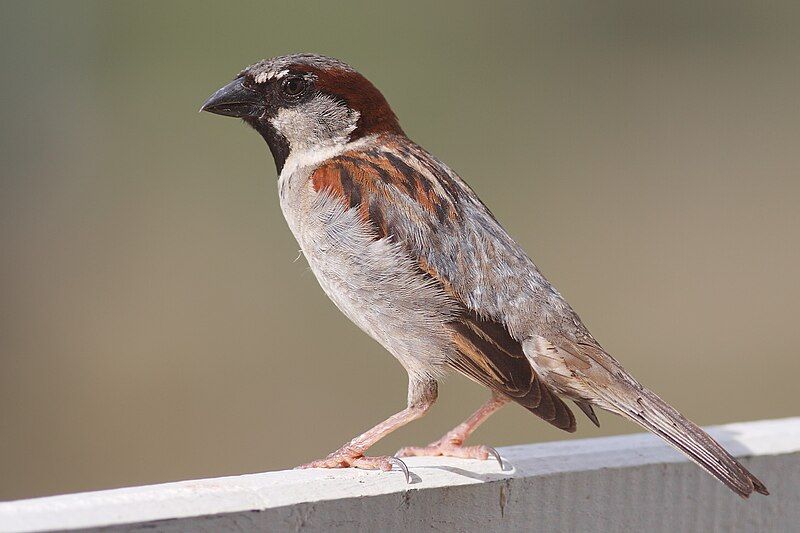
[281, 77, 306, 97]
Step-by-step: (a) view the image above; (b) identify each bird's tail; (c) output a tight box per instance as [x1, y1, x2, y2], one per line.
[602, 385, 768, 498]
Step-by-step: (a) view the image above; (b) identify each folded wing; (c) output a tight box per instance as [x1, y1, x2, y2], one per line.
[309, 137, 576, 431]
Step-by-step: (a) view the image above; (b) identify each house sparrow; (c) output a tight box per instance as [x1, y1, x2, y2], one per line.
[201, 53, 768, 498]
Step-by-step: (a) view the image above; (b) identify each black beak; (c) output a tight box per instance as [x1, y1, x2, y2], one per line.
[200, 77, 263, 118]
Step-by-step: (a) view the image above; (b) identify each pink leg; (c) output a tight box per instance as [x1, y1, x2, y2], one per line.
[297, 379, 437, 480]
[397, 392, 509, 465]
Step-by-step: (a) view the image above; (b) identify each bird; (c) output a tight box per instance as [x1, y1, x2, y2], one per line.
[201, 53, 768, 498]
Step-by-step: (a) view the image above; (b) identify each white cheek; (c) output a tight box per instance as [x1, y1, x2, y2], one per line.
[270, 107, 319, 148]
[269, 95, 360, 152]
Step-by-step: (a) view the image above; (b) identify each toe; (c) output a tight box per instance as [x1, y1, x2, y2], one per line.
[396, 446, 438, 458]
[395, 443, 502, 466]
[461, 445, 491, 460]
[351, 455, 395, 472]
[296, 454, 411, 480]
[296, 458, 341, 469]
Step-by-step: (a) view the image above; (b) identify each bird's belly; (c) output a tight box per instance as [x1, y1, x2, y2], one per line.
[279, 181, 457, 378]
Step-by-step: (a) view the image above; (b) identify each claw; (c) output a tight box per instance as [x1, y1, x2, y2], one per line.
[389, 456, 411, 484]
[485, 446, 503, 469]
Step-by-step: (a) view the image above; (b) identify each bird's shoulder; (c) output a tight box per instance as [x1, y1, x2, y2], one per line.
[308, 134, 479, 237]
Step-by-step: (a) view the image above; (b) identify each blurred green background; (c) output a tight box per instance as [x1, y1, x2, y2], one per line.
[1, 1, 798, 500]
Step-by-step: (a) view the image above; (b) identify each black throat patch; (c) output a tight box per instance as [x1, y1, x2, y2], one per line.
[244, 117, 291, 174]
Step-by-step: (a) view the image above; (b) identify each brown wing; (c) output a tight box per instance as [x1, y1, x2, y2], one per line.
[449, 311, 575, 431]
[310, 137, 576, 432]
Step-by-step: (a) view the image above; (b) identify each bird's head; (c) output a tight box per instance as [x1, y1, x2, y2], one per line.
[201, 53, 403, 173]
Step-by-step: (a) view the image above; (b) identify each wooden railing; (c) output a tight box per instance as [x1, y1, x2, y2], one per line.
[1, 417, 798, 532]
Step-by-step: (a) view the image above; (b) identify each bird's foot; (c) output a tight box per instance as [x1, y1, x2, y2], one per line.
[295, 448, 410, 482]
[396, 438, 503, 468]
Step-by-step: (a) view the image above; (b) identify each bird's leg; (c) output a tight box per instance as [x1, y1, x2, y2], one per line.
[296, 378, 437, 479]
[397, 392, 509, 465]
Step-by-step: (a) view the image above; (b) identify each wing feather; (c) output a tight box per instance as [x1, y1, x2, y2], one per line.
[310, 136, 576, 432]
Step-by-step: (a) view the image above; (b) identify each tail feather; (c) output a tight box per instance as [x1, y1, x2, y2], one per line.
[604, 387, 768, 498]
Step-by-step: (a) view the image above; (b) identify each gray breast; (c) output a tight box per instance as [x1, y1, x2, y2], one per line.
[278, 172, 458, 379]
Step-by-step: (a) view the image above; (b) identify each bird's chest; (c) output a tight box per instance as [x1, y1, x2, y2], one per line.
[277, 170, 456, 377]
[277, 170, 380, 299]
[278, 174, 387, 312]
